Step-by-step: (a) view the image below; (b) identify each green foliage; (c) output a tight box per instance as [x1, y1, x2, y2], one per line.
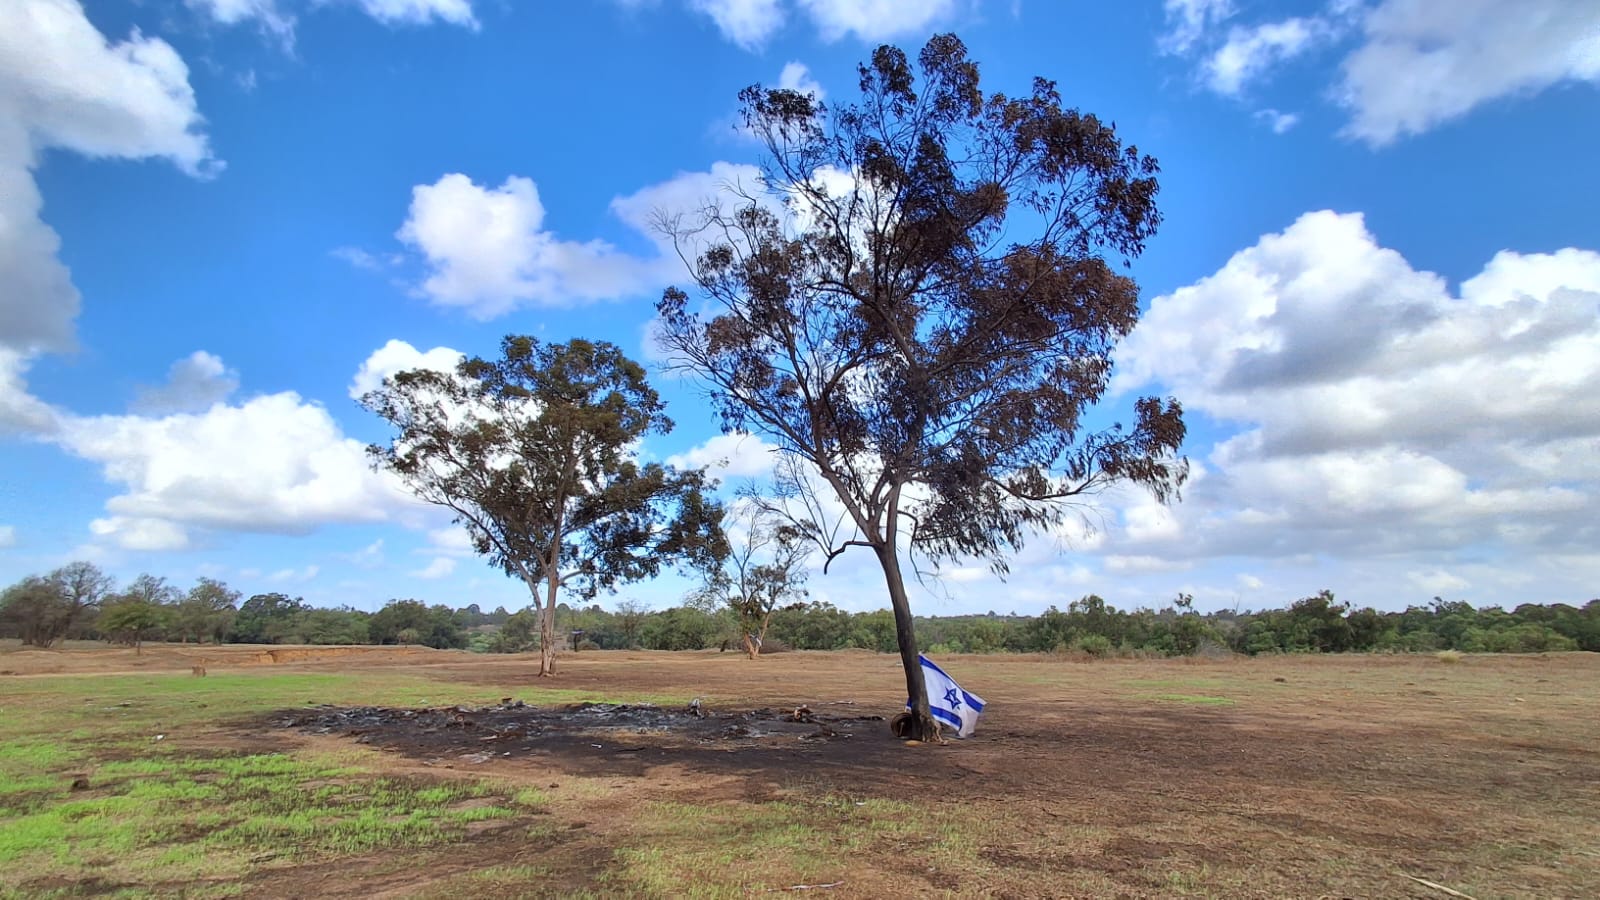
[767, 602, 858, 651]
[691, 505, 811, 655]
[369, 599, 466, 649]
[657, 34, 1184, 737]
[849, 609, 899, 654]
[170, 577, 240, 644]
[1226, 594, 1599, 656]
[0, 577, 67, 646]
[97, 597, 169, 651]
[362, 335, 728, 674]
[6, 566, 1594, 659]
[292, 606, 369, 645]
[96, 574, 184, 651]
[0, 562, 113, 647]
[487, 608, 538, 653]
[1073, 633, 1114, 657]
[229, 592, 307, 644]
[638, 607, 723, 651]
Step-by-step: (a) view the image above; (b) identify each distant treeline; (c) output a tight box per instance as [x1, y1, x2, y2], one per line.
[2, 564, 1596, 655]
[556, 591, 1600, 656]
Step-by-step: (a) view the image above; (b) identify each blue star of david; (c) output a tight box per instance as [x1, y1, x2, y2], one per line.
[944, 687, 962, 710]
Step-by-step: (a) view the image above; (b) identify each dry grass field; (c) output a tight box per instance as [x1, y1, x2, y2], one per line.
[3, 642, 1598, 898]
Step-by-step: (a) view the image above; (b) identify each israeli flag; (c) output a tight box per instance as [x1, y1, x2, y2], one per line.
[912, 654, 986, 738]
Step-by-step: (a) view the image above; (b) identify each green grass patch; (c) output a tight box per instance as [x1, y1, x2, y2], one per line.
[0, 738, 82, 816]
[0, 671, 567, 894]
[0, 750, 519, 886]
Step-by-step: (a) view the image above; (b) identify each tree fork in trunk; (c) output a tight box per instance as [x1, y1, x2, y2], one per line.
[876, 544, 940, 742]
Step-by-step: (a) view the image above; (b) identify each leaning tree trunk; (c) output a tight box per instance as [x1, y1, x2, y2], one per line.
[875, 543, 938, 742]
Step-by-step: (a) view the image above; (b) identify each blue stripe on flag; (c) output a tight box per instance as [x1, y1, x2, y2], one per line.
[919, 654, 985, 709]
[919, 653, 952, 680]
[929, 706, 962, 728]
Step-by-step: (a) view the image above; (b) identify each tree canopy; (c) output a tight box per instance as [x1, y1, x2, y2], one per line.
[363, 336, 728, 675]
[690, 502, 812, 658]
[0, 562, 113, 648]
[657, 34, 1188, 738]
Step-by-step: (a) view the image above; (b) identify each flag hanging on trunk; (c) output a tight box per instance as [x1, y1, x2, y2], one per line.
[911, 654, 985, 738]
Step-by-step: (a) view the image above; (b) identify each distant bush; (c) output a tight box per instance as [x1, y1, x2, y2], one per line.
[1072, 634, 1114, 657]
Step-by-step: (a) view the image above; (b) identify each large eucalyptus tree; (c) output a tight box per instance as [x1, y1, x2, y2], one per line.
[657, 35, 1187, 738]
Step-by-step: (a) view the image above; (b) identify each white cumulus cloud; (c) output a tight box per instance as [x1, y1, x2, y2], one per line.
[795, 0, 961, 43]
[58, 387, 418, 548]
[187, 0, 477, 43]
[1337, 0, 1600, 146]
[7, 342, 430, 553]
[1408, 568, 1470, 596]
[0, 525, 15, 548]
[1160, 0, 1600, 146]
[410, 556, 457, 579]
[645, 0, 968, 49]
[398, 173, 665, 318]
[1160, 0, 1235, 55]
[1253, 108, 1299, 133]
[1108, 210, 1600, 575]
[0, 0, 216, 359]
[268, 564, 320, 584]
[426, 525, 476, 557]
[666, 432, 781, 478]
[1204, 17, 1329, 95]
[689, 0, 784, 48]
[0, 349, 62, 437]
[778, 61, 825, 100]
[133, 351, 240, 414]
[395, 163, 767, 319]
[349, 339, 464, 400]
[89, 516, 191, 552]
[354, 0, 476, 27]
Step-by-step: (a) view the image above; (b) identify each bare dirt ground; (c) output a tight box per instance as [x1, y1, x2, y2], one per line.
[7, 644, 1600, 898]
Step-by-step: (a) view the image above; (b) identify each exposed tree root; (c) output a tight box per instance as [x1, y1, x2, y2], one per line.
[889, 711, 945, 743]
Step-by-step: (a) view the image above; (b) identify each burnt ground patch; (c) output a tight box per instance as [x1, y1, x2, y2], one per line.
[269, 700, 927, 787]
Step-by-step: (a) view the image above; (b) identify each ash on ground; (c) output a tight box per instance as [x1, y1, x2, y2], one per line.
[273, 700, 886, 763]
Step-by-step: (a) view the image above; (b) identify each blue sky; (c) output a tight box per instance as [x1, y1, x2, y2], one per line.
[2, 0, 1597, 615]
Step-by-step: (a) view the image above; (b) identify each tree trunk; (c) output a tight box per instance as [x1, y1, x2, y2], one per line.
[742, 632, 760, 659]
[539, 568, 559, 677]
[875, 543, 938, 742]
[748, 613, 775, 660]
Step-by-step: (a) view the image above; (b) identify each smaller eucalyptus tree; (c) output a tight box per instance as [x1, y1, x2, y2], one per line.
[364, 336, 727, 676]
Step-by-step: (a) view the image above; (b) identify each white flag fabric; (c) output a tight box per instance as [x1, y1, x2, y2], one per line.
[912, 654, 986, 738]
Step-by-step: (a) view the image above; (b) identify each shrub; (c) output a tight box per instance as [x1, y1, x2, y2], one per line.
[1072, 633, 1114, 657]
